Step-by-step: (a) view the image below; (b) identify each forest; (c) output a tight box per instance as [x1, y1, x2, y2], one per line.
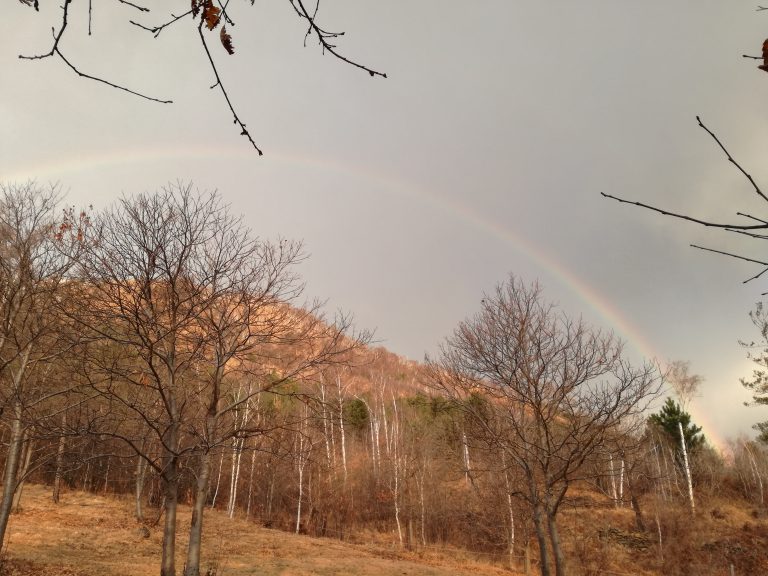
[0, 180, 766, 576]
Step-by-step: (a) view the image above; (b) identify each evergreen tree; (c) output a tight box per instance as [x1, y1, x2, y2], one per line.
[648, 397, 705, 455]
[741, 302, 768, 444]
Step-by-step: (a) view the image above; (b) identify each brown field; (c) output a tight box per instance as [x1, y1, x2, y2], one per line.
[0, 484, 516, 576]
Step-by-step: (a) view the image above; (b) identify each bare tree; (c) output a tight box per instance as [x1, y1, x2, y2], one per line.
[15, 0, 385, 153]
[428, 275, 662, 576]
[70, 182, 368, 576]
[0, 182, 85, 553]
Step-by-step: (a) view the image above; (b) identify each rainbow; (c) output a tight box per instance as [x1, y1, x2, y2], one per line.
[0, 146, 725, 448]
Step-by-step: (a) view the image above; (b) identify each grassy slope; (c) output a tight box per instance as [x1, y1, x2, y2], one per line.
[1, 484, 515, 576]
[4, 483, 768, 576]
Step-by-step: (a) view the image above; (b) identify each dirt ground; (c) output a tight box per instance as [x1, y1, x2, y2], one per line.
[0, 484, 516, 576]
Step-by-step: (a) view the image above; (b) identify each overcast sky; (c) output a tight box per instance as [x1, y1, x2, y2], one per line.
[2, 1, 768, 447]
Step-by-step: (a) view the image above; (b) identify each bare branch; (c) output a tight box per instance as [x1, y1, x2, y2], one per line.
[696, 115, 768, 203]
[689, 243, 768, 285]
[198, 23, 262, 154]
[130, 10, 193, 37]
[288, 0, 387, 78]
[116, 0, 150, 12]
[56, 50, 173, 104]
[725, 228, 768, 240]
[601, 192, 768, 230]
[19, 0, 172, 103]
[737, 212, 768, 225]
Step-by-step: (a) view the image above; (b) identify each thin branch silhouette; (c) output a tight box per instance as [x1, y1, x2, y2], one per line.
[19, 0, 172, 104]
[603, 116, 768, 286]
[17, 0, 386, 152]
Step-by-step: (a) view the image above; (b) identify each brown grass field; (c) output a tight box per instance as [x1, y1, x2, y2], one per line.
[4, 483, 768, 576]
[0, 484, 516, 576]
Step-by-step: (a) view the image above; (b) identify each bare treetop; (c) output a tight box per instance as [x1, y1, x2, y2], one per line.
[665, 360, 703, 409]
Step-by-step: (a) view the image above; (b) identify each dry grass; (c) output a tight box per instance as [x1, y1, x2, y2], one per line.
[1, 485, 517, 576]
[5, 484, 767, 576]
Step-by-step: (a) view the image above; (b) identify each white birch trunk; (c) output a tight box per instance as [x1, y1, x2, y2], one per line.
[743, 441, 764, 506]
[609, 453, 618, 506]
[337, 375, 348, 485]
[418, 465, 426, 546]
[652, 443, 667, 501]
[295, 411, 312, 534]
[501, 451, 515, 558]
[246, 447, 256, 519]
[462, 431, 472, 486]
[320, 377, 332, 469]
[210, 452, 224, 509]
[678, 421, 695, 513]
[619, 458, 625, 507]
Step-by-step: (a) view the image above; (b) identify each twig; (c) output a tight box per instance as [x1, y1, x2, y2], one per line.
[56, 50, 172, 104]
[691, 244, 768, 289]
[725, 228, 768, 240]
[744, 266, 768, 285]
[737, 211, 768, 225]
[218, 0, 234, 26]
[19, 0, 171, 103]
[130, 10, 193, 38]
[691, 243, 768, 266]
[601, 193, 768, 230]
[117, 0, 150, 11]
[690, 243, 768, 279]
[287, 0, 387, 78]
[198, 22, 263, 154]
[696, 115, 768, 203]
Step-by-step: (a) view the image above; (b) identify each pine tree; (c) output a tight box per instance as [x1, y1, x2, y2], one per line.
[648, 397, 705, 457]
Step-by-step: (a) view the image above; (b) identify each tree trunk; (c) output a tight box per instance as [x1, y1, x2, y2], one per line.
[161, 414, 180, 576]
[631, 494, 646, 532]
[161, 465, 179, 576]
[227, 437, 243, 519]
[745, 442, 765, 506]
[547, 510, 567, 576]
[13, 437, 34, 512]
[102, 457, 111, 494]
[246, 447, 256, 519]
[531, 503, 551, 576]
[678, 421, 695, 514]
[618, 458, 625, 507]
[209, 452, 224, 509]
[502, 452, 515, 556]
[52, 416, 67, 504]
[462, 431, 472, 486]
[0, 403, 25, 553]
[337, 376, 348, 485]
[135, 455, 147, 522]
[184, 450, 212, 576]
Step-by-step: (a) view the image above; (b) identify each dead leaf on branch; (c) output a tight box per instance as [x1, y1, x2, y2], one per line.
[760, 38, 768, 72]
[220, 26, 234, 55]
[203, 1, 221, 31]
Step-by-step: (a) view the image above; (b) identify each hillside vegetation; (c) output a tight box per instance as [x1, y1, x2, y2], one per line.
[0, 182, 767, 576]
[1, 484, 512, 576]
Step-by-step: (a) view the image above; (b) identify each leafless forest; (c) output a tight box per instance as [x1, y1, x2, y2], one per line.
[0, 181, 764, 576]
